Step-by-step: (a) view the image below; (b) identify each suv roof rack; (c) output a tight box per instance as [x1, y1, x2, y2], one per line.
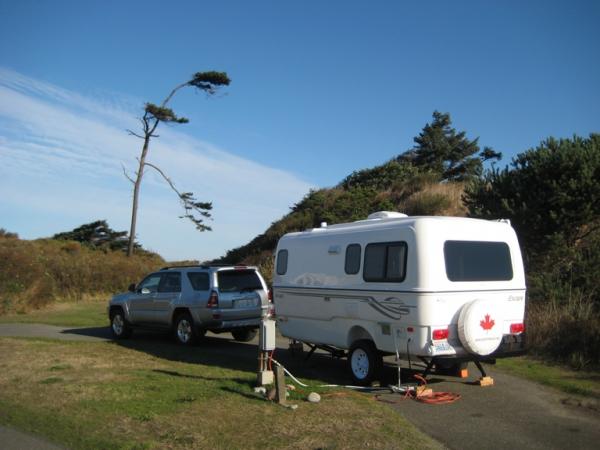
[160, 264, 248, 271]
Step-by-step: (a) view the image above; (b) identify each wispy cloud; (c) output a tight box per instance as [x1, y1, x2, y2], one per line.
[0, 67, 313, 260]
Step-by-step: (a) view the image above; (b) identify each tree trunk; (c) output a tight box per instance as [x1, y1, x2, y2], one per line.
[126, 83, 186, 257]
[127, 135, 151, 256]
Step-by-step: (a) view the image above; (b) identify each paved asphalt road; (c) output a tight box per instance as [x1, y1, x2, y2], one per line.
[1, 323, 599, 450]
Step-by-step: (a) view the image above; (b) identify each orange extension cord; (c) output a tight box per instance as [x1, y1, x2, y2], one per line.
[375, 374, 461, 405]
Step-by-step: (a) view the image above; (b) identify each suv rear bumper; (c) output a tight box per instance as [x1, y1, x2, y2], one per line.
[203, 317, 261, 331]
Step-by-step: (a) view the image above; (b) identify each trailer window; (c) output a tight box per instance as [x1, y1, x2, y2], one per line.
[363, 242, 407, 282]
[345, 244, 361, 274]
[444, 241, 513, 281]
[276, 249, 288, 275]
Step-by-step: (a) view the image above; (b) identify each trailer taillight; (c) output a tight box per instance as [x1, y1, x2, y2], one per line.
[510, 323, 525, 334]
[432, 328, 449, 340]
[207, 290, 219, 308]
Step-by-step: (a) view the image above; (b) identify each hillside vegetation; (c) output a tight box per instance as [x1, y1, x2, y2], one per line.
[0, 231, 164, 314]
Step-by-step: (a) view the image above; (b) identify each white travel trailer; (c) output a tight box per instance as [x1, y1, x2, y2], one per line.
[273, 212, 526, 384]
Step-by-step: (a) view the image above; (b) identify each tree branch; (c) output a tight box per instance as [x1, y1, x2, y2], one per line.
[122, 165, 135, 184]
[161, 82, 190, 107]
[121, 163, 135, 184]
[143, 161, 213, 231]
[126, 129, 145, 139]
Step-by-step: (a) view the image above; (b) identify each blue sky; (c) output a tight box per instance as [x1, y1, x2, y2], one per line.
[1, 0, 598, 260]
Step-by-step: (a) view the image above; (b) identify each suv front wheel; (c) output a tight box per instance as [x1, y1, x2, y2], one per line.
[110, 308, 132, 339]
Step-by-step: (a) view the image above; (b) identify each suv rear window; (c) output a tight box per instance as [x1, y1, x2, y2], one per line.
[444, 241, 513, 281]
[217, 270, 263, 293]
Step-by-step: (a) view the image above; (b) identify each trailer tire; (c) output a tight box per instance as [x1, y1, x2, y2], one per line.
[348, 340, 382, 386]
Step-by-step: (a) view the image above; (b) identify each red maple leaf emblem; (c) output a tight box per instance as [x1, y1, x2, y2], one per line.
[480, 314, 495, 330]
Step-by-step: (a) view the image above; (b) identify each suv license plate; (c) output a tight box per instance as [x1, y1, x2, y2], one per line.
[235, 298, 257, 308]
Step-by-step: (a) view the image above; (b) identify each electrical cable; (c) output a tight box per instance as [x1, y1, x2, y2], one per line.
[268, 357, 460, 404]
[406, 338, 412, 371]
[269, 358, 391, 391]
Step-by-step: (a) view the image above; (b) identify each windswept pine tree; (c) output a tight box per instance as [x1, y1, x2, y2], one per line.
[399, 111, 501, 181]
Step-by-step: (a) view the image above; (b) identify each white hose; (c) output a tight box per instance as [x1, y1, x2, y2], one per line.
[270, 358, 390, 391]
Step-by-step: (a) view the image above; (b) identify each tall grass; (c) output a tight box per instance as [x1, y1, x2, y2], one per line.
[0, 236, 164, 314]
[527, 294, 600, 369]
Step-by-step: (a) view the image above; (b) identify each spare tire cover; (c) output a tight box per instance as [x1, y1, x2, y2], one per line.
[458, 300, 504, 356]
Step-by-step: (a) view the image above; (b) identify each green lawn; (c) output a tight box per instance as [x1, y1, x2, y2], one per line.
[0, 300, 107, 328]
[0, 337, 441, 450]
[495, 357, 600, 399]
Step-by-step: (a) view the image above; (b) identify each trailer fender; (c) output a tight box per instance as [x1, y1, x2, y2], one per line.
[347, 325, 376, 349]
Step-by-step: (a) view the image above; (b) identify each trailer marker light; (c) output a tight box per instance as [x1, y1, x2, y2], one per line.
[510, 323, 525, 334]
[407, 327, 414, 332]
[432, 328, 449, 340]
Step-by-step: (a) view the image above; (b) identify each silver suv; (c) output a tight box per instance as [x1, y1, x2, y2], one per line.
[108, 265, 269, 345]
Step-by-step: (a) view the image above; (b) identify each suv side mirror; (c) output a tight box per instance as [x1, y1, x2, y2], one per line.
[128, 283, 136, 293]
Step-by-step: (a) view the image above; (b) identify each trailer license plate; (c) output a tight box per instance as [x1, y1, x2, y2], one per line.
[434, 342, 451, 352]
[236, 298, 257, 308]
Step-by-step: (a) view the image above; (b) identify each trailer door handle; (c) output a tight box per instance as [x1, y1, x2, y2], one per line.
[324, 297, 330, 302]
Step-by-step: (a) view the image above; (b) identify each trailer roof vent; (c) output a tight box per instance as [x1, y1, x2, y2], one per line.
[367, 211, 408, 220]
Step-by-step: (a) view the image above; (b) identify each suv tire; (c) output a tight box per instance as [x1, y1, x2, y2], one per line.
[110, 308, 132, 339]
[174, 312, 198, 345]
[231, 328, 257, 342]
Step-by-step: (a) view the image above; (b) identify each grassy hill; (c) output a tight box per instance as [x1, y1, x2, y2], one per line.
[216, 159, 466, 283]
[0, 232, 164, 314]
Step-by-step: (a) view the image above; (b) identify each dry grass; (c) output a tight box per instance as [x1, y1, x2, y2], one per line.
[526, 295, 600, 369]
[0, 237, 164, 314]
[396, 182, 466, 217]
[0, 338, 441, 450]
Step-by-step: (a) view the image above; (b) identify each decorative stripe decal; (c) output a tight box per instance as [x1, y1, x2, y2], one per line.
[278, 289, 414, 320]
[274, 285, 525, 294]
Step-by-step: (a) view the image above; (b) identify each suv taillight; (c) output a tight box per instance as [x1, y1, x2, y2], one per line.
[207, 290, 219, 308]
[268, 289, 273, 302]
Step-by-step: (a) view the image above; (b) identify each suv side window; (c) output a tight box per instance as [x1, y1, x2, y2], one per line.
[187, 272, 210, 291]
[138, 273, 162, 293]
[158, 272, 181, 293]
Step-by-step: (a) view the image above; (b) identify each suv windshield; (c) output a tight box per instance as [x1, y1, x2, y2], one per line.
[217, 270, 263, 293]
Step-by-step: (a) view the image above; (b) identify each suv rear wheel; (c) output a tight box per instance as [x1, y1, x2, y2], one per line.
[231, 328, 257, 342]
[174, 312, 199, 345]
[110, 308, 132, 339]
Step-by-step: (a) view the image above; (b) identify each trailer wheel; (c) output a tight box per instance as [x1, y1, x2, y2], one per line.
[348, 340, 382, 386]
